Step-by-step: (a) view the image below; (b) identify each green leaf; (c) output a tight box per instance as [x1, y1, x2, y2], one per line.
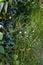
[0, 0, 3, 2]
[15, 61, 19, 65]
[0, 62, 2, 65]
[12, 54, 18, 60]
[4, 2, 8, 13]
[0, 46, 5, 54]
[0, 32, 3, 40]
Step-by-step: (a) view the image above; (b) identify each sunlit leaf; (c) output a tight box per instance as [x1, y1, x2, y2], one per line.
[0, 32, 3, 40]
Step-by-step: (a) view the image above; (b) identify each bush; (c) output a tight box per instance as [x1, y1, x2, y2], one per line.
[0, 0, 43, 65]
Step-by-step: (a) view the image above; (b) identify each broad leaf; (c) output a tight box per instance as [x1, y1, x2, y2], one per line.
[0, 46, 5, 54]
[12, 54, 18, 60]
[0, 32, 3, 40]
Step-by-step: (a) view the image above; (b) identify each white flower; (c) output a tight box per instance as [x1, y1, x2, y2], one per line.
[19, 31, 22, 34]
[32, 30, 34, 32]
[24, 31, 27, 34]
[0, 25, 3, 28]
[9, 16, 11, 19]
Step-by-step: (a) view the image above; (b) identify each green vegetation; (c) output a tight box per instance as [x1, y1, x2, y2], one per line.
[0, 0, 43, 65]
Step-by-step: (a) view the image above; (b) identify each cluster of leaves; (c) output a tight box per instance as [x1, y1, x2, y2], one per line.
[0, 0, 43, 65]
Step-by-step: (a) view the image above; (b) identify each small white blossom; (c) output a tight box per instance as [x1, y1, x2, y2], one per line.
[9, 16, 11, 19]
[0, 25, 3, 28]
[19, 31, 22, 34]
[24, 31, 27, 34]
[32, 30, 34, 32]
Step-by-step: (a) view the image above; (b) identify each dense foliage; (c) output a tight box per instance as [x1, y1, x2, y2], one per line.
[0, 0, 43, 65]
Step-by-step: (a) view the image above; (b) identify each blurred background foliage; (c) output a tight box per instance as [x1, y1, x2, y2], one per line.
[0, 0, 43, 65]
